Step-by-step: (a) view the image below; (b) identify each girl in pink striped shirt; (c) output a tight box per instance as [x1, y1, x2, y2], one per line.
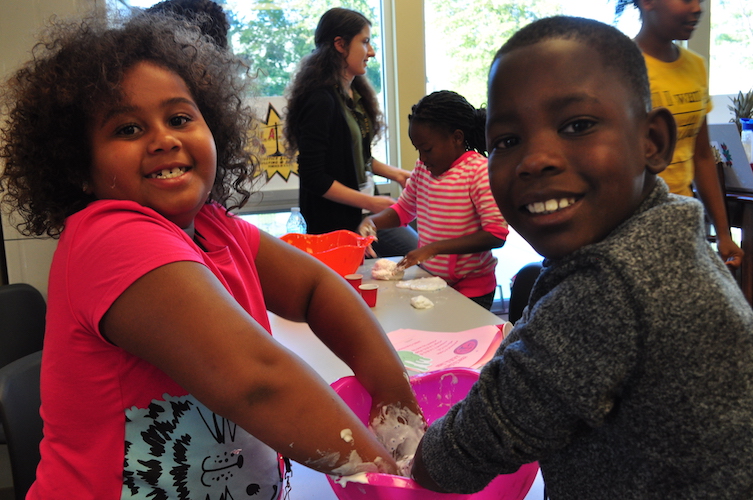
[359, 91, 509, 309]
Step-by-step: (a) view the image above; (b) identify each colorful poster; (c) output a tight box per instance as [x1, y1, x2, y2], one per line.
[256, 102, 298, 183]
[387, 324, 510, 373]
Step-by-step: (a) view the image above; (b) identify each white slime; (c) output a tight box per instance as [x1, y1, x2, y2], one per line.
[340, 428, 354, 443]
[331, 471, 370, 487]
[369, 404, 427, 477]
[371, 258, 405, 280]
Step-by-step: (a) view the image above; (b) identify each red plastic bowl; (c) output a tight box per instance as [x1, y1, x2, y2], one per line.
[280, 230, 375, 276]
[328, 368, 539, 500]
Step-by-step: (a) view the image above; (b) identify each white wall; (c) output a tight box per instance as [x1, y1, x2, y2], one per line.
[1, 0, 100, 297]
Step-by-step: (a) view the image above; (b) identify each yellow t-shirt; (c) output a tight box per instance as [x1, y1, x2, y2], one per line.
[643, 46, 713, 197]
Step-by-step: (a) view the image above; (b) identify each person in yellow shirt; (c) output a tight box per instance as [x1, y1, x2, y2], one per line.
[617, 0, 743, 268]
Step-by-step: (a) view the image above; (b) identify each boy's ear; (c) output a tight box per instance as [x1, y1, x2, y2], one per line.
[644, 107, 676, 175]
[637, 0, 655, 12]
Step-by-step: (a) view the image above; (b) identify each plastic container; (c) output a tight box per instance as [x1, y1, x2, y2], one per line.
[280, 230, 375, 276]
[327, 368, 539, 500]
[285, 207, 307, 234]
[741, 118, 753, 165]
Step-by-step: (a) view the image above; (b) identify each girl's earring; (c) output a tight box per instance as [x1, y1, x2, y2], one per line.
[82, 181, 90, 193]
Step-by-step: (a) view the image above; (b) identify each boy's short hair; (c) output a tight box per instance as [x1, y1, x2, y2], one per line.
[492, 16, 651, 113]
[0, 14, 258, 237]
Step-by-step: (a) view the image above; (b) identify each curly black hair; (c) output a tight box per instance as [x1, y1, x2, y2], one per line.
[283, 8, 384, 154]
[145, 0, 230, 49]
[0, 13, 259, 237]
[492, 16, 651, 115]
[408, 90, 488, 157]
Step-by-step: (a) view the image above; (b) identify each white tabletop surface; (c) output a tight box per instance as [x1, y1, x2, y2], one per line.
[270, 257, 545, 500]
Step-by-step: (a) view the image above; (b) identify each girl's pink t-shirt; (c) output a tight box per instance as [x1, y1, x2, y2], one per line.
[29, 200, 282, 499]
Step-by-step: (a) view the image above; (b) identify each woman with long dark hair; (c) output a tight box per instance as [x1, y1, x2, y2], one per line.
[284, 7, 417, 256]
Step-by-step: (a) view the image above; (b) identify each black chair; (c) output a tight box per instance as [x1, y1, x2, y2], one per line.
[508, 261, 543, 324]
[0, 284, 46, 443]
[0, 351, 42, 500]
[0, 284, 45, 369]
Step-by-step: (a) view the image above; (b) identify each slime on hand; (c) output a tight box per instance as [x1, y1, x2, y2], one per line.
[369, 404, 427, 477]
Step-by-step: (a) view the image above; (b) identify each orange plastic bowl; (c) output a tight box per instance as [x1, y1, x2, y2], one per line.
[280, 230, 375, 276]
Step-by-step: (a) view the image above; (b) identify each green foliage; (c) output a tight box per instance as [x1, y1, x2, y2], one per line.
[223, 0, 753, 105]
[710, 0, 753, 94]
[425, 0, 563, 107]
[228, 0, 382, 97]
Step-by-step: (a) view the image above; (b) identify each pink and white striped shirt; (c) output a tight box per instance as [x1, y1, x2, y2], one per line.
[392, 151, 509, 298]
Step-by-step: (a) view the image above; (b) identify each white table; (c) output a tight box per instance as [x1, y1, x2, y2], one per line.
[270, 258, 545, 499]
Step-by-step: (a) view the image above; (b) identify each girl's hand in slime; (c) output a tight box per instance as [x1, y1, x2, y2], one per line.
[398, 246, 438, 269]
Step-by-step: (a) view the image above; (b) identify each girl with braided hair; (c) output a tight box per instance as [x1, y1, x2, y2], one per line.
[616, 0, 743, 269]
[359, 90, 508, 309]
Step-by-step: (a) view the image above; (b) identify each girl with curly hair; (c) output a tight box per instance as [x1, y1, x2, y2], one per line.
[284, 7, 418, 257]
[0, 13, 421, 499]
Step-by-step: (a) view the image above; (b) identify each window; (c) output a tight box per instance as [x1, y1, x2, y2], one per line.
[120, 0, 401, 220]
[122, 1, 386, 101]
[120, 0, 390, 161]
[424, 0, 751, 107]
[710, 0, 753, 95]
[424, 0, 641, 108]
[117, 0, 398, 225]
[122, 0, 385, 96]
[423, 0, 751, 305]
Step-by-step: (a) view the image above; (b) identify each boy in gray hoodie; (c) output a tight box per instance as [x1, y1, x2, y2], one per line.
[411, 16, 753, 500]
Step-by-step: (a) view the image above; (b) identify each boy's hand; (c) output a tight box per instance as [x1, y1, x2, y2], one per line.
[411, 439, 450, 492]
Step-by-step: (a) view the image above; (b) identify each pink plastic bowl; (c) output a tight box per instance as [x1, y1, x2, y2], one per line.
[328, 368, 539, 500]
[280, 230, 375, 276]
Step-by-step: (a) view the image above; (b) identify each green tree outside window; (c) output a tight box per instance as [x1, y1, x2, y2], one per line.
[229, 0, 382, 97]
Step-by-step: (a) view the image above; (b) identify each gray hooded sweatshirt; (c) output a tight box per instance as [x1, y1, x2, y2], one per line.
[419, 180, 753, 499]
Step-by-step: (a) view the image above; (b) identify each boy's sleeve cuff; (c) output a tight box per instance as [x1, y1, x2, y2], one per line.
[418, 415, 497, 494]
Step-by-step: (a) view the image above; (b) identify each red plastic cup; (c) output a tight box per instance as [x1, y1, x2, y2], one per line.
[344, 274, 363, 290]
[358, 284, 378, 307]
